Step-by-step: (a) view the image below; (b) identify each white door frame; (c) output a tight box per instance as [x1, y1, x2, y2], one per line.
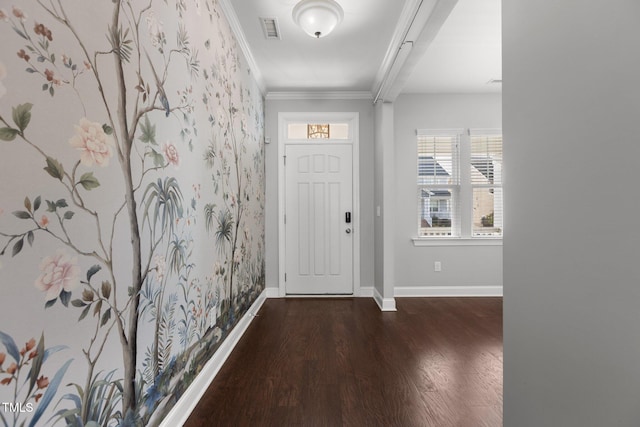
[278, 112, 360, 297]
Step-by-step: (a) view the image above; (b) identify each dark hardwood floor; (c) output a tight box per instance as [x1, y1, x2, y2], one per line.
[184, 297, 503, 427]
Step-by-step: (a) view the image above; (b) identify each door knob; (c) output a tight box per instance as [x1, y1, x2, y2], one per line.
[346, 228, 351, 234]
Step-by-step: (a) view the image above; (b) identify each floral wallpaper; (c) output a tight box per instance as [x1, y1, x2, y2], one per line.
[0, 1, 265, 426]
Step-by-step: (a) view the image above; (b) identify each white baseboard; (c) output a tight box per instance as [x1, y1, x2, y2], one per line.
[265, 286, 373, 298]
[358, 286, 374, 297]
[373, 288, 397, 311]
[394, 286, 503, 297]
[265, 286, 281, 298]
[160, 289, 267, 427]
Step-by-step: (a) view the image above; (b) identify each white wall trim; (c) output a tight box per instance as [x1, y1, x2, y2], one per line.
[374, 288, 397, 311]
[412, 238, 503, 247]
[265, 286, 281, 298]
[159, 290, 267, 427]
[395, 286, 503, 297]
[358, 286, 374, 297]
[266, 91, 373, 101]
[218, 0, 267, 95]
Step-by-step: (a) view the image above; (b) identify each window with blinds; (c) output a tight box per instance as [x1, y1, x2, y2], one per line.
[416, 129, 503, 239]
[470, 131, 503, 237]
[417, 131, 460, 237]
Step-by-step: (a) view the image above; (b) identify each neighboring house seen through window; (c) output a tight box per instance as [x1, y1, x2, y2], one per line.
[417, 129, 503, 239]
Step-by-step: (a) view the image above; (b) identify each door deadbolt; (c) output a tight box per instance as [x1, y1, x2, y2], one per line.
[346, 228, 352, 234]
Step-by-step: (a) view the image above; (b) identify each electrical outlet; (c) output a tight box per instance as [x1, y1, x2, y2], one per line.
[434, 261, 442, 272]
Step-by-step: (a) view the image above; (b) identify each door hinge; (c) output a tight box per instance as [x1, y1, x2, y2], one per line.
[284, 214, 286, 224]
[285, 273, 287, 282]
[284, 155, 287, 166]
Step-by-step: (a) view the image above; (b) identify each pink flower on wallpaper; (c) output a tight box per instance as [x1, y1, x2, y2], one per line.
[39, 215, 49, 228]
[35, 250, 80, 301]
[0, 62, 6, 99]
[69, 118, 115, 167]
[0, 9, 8, 22]
[163, 143, 179, 167]
[11, 6, 26, 22]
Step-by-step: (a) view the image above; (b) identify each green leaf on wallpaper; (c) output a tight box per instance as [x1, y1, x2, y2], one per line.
[27, 231, 34, 247]
[151, 149, 164, 167]
[0, 331, 21, 363]
[34, 196, 41, 212]
[102, 124, 113, 135]
[44, 299, 56, 309]
[12, 103, 33, 132]
[13, 27, 28, 40]
[78, 304, 91, 321]
[93, 300, 102, 318]
[71, 299, 86, 308]
[28, 359, 73, 427]
[100, 308, 111, 327]
[101, 281, 112, 300]
[44, 157, 65, 180]
[28, 334, 45, 397]
[24, 196, 32, 212]
[13, 210, 32, 219]
[78, 172, 100, 190]
[56, 199, 68, 208]
[12, 237, 24, 257]
[0, 127, 20, 141]
[59, 290, 71, 307]
[63, 211, 75, 220]
[86, 265, 102, 282]
[46, 200, 56, 212]
[140, 116, 156, 144]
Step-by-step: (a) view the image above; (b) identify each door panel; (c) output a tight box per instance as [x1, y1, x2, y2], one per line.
[285, 144, 353, 294]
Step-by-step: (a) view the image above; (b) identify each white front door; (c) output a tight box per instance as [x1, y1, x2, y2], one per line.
[285, 144, 353, 294]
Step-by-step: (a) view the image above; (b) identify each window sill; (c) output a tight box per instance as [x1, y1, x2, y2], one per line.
[411, 237, 503, 247]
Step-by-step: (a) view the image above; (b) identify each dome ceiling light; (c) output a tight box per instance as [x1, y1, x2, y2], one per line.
[292, 0, 344, 39]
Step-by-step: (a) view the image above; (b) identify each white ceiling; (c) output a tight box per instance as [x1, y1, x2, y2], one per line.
[402, 0, 502, 93]
[227, 0, 501, 95]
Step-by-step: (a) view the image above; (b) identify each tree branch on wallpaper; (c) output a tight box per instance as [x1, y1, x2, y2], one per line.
[0, 0, 264, 426]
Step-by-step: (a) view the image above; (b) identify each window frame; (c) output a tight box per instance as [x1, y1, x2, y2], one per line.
[413, 128, 503, 246]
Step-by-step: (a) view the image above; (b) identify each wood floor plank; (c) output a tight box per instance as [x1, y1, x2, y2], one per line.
[184, 297, 503, 427]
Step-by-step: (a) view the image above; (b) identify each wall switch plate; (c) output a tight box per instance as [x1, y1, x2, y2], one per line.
[434, 261, 442, 272]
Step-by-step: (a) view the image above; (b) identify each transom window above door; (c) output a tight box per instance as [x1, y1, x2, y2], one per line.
[287, 122, 350, 140]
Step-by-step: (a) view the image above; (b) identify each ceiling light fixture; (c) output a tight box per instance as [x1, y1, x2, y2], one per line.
[292, 0, 344, 39]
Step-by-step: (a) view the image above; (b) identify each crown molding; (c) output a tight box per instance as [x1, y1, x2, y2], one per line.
[265, 91, 373, 101]
[218, 0, 267, 96]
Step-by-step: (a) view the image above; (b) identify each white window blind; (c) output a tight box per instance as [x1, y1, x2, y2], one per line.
[416, 129, 504, 239]
[470, 130, 503, 237]
[417, 130, 461, 237]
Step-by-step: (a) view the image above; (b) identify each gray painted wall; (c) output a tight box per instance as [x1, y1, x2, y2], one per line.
[264, 99, 375, 292]
[503, 1, 640, 425]
[374, 102, 396, 302]
[393, 94, 503, 290]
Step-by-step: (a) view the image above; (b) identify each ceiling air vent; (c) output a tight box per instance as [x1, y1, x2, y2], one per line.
[260, 17, 281, 40]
